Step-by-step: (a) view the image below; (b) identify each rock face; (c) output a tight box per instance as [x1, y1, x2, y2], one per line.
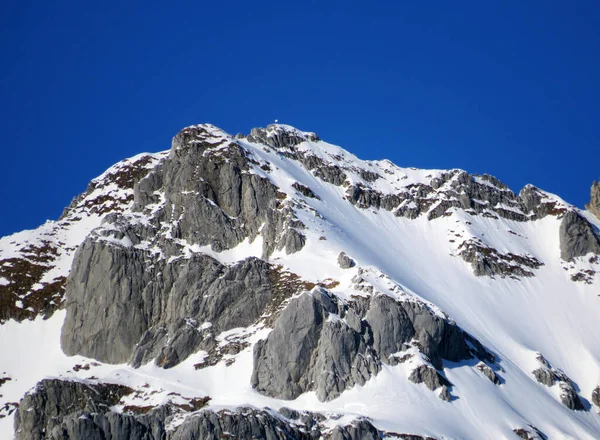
[62, 250, 291, 366]
[337, 252, 356, 269]
[586, 180, 600, 220]
[14, 379, 422, 440]
[252, 290, 484, 401]
[559, 210, 600, 261]
[14, 379, 141, 440]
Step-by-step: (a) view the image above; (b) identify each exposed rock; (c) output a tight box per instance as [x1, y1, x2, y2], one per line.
[247, 124, 320, 149]
[586, 180, 600, 220]
[14, 379, 137, 440]
[476, 361, 501, 385]
[346, 169, 535, 222]
[326, 419, 380, 440]
[559, 382, 585, 411]
[15, 378, 436, 440]
[559, 210, 600, 262]
[519, 185, 567, 219]
[62, 247, 295, 366]
[438, 385, 452, 402]
[134, 125, 306, 257]
[458, 238, 543, 279]
[293, 182, 320, 199]
[252, 290, 380, 401]
[408, 365, 451, 391]
[513, 425, 547, 440]
[532, 368, 556, 387]
[170, 407, 316, 440]
[532, 355, 584, 410]
[593, 386, 600, 408]
[252, 290, 482, 401]
[337, 252, 356, 269]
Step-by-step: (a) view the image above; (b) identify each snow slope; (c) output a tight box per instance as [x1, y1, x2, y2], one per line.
[1, 124, 599, 439]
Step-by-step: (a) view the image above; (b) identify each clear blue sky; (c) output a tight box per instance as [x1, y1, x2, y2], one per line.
[1, 1, 599, 236]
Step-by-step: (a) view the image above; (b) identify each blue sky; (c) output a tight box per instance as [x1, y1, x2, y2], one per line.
[1, 1, 599, 236]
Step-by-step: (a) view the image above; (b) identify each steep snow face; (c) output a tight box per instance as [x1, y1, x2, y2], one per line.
[2, 123, 600, 440]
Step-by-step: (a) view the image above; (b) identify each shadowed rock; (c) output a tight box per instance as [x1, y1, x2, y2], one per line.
[559, 210, 600, 261]
[476, 361, 501, 385]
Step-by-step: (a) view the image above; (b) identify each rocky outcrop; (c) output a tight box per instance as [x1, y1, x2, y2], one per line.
[559, 210, 600, 261]
[457, 238, 543, 279]
[247, 124, 320, 149]
[14, 378, 435, 440]
[519, 185, 567, 219]
[559, 382, 585, 411]
[532, 354, 584, 410]
[438, 385, 452, 402]
[326, 419, 380, 440]
[513, 425, 547, 440]
[14, 379, 139, 440]
[134, 125, 305, 257]
[62, 247, 292, 366]
[337, 252, 356, 269]
[347, 170, 535, 222]
[408, 365, 451, 391]
[586, 180, 600, 220]
[476, 361, 501, 385]
[592, 386, 600, 408]
[252, 290, 485, 401]
[252, 290, 380, 401]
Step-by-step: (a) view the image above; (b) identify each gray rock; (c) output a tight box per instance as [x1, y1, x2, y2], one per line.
[586, 180, 600, 220]
[170, 408, 315, 440]
[532, 368, 556, 387]
[476, 361, 501, 385]
[457, 238, 543, 279]
[62, 239, 284, 366]
[131, 124, 306, 258]
[337, 252, 356, 269]
[252, 290, 380, 401]
[514, 425, 547, 440]
[253, 290, 481, 401]
[559, 382, 585, 411]
[559, 210, 600, 261]
[248, 124, 319, 149]
[408, 365, 451, 391]
[15, 378, 410, 440]
[61, 236, 150, 364]
[532, 356, 584, 411]
[326, 419, 380, 440]
[592, 386, 600, 408]
[438, 385, 452, 402]
[14, 379, 137, 440]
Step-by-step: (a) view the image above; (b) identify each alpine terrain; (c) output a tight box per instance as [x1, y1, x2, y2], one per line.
[1, 123, 600, 440]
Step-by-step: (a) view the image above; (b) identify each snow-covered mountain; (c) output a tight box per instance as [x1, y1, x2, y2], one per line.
[1, 123, 600, 440]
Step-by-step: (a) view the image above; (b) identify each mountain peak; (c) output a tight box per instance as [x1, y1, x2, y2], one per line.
[2, 122, 600, 439]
